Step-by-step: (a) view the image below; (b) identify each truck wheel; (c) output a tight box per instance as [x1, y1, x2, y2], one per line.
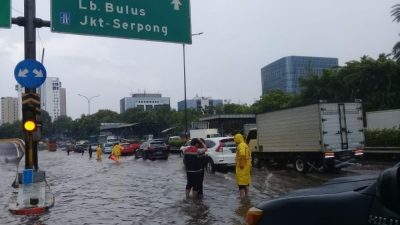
[295, 156, 309, 173]
[252, 155, 261, 168]
[206, 159, 216, 174]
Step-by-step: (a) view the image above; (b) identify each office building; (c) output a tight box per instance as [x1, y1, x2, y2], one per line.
[120, 93, 170, 113]
[261, 56, 338, 94]
[40, 77, 67, 121]
[177, 96, 223, 111]
[15, 84, 23, 120]
[1, 97, 19, 125]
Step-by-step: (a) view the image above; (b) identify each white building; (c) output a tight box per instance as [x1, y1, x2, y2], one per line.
[40, 77, 67, 121]
[15, 84, 23, 120]
[120, 93, 170, 113]
[1, 97, 19, 125]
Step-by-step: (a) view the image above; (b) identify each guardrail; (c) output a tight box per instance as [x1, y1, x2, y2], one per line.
[363, 147, 400, 161]
[0, 138, 25, 155]
[364, 147, 400, 154]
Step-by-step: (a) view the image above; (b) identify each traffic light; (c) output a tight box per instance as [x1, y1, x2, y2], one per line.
[22, 105, 37, 133]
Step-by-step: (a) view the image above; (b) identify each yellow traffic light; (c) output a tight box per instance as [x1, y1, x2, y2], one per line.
[24, 120, 36, 132]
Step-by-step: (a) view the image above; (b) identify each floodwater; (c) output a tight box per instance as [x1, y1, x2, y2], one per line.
[0, 146, 396, 225]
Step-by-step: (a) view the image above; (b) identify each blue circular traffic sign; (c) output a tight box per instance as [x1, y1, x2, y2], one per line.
[14, 59, 47, 88]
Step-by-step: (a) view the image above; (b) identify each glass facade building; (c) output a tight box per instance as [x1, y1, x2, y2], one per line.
[261, 56, 338, 94]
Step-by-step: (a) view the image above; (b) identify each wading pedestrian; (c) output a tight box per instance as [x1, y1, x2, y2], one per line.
[96, 144, 102, 161]
[111, 142, 122, 163]
[88, 145, 93, 159]
[234, 133, 251, 199]
[183, 138, 207, 200]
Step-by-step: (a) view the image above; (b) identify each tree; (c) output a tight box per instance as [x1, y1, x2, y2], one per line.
[52, 116, 73, 139]
[0, 121, 22, 138]
[251, 90, 294, 113]
[40, 110, 52, 138]
[299, 55, 400, 112]
[391, 4, 400, 61]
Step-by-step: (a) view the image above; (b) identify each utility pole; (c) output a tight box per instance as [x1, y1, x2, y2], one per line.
[12, 0, 50, 170]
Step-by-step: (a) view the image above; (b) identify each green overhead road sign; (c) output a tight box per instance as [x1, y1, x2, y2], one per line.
[0, 0, 11, 28]
[51, 0, 192, 44]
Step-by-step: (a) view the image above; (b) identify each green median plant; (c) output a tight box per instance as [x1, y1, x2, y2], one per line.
[365, 128, 400, 147]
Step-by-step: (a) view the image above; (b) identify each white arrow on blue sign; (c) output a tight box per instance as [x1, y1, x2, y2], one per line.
[14, 59, 47, 88]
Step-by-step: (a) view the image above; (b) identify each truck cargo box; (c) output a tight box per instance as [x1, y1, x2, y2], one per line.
[250, 102, 364, 172]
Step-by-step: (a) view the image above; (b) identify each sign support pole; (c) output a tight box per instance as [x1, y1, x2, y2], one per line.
[23, 0, 36, 170]
[11, 0, 50, 171]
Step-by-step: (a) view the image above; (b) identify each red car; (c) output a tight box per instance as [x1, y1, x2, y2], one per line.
[121, 142, 140, 156]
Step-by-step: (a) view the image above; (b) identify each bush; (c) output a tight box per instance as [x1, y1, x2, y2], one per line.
[365, 128, 400, 147]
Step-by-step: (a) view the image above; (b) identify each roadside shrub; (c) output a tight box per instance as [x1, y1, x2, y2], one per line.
[365, 128, 400, 147]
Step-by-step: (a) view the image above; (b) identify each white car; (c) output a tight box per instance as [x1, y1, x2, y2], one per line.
[204, 137, 237, 173]
[179, 140, 191, 157]
[102, 143, 113, 154]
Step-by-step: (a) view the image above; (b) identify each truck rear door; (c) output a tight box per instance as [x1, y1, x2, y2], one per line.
[320, 103, 364, 152]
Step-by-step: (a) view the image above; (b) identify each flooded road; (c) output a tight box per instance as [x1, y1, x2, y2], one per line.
[0, 149, 396, 225]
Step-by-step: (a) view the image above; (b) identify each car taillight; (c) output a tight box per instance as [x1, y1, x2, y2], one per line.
[216, 142, 224, 152]
[246, 207, 263, 225]
[354, 148, 364, 156]
[324, 151, 335, 158]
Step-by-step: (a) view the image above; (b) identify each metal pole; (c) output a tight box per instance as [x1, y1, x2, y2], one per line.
[78, 94, 99, 115]
[183, 44, 188, 139]
[24, 0, 36, 170]
[182, 33, 203, 139]
[88, 99, 91, 115]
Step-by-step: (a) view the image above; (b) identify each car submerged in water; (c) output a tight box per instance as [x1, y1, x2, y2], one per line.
[246, 163, 400, 225]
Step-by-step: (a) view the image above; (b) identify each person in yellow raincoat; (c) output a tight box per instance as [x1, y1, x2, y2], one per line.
[234, 133, 251, 199]
[111, 143, 123, 163]
[96, 144, 102, 161]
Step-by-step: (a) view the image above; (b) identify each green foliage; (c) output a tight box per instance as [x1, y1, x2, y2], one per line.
[365, 129, 400, 147]
[0, 121, 22, 139]
[221, 103, 253, 114]
[52, 116, 73, 138]
[299, 55, 400, 112]
[40, 110, 52, 137]
[252, 90, 295, 113]
[392, 4, 400, 61]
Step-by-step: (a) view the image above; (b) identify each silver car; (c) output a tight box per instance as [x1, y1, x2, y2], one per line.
[102, 143, 113, 154]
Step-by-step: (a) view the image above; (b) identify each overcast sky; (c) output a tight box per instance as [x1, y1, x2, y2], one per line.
[0, 0, 398, 119]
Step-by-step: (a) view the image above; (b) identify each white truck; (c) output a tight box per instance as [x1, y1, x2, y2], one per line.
[189, 129, 219, 139]
[247, 102, 365, 172]
[366, 109, 400, 129]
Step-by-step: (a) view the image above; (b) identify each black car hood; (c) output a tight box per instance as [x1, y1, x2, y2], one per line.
[283, 174, 378, 198]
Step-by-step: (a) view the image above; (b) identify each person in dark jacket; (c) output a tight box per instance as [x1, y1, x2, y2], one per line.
[183, 138, 207, 200]
[88, 145, 93, 159]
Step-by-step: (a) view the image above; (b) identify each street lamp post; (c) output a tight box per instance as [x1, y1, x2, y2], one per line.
[78, 94, 100, 115]
[183, 32, 203, 139]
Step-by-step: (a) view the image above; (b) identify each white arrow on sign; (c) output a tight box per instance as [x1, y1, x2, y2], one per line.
[171, 0, 182, 10]
[18, 69, 29, 77]
[33, 69, 44, 78]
